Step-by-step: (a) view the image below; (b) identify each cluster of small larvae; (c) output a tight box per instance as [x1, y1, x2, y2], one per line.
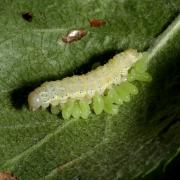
[28, 49, 152, 119]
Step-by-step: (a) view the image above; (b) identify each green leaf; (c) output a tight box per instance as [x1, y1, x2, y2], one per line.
[0, 0, 180, 179]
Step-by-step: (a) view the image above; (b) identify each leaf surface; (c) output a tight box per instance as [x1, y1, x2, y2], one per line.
[0, 0, 180, 179]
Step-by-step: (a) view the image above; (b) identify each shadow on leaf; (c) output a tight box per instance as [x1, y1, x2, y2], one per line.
[10, 49, 119, 110]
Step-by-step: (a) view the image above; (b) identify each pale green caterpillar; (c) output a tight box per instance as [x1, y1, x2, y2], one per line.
[28, 49, 152, 119]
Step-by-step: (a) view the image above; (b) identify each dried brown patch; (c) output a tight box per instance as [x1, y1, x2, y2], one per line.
[0, 172, 18, 180]
[89, 18, 106, 27]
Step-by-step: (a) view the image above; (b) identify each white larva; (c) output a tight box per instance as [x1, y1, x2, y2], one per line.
[28, 49, 143, 111]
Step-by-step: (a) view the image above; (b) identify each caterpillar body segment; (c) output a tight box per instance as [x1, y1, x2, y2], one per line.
[28, 49, 152, 119]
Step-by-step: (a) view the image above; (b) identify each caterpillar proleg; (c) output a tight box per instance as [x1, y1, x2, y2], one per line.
[28, 49, 152, 119]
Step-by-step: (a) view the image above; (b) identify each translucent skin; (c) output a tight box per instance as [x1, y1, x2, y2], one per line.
[60, 81, 140, 119]
[60, 54, 151, 119]
[28, 91, 41, 111]
[28, 49, 152, 119]
[28, 49, 142, 111]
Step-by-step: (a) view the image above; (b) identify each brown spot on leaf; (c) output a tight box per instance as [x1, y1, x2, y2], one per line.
[0, 172, 18, 180]
[22, 12, 33, 22]
[89, 18, 106, 27]
[62, 29, 87, 43]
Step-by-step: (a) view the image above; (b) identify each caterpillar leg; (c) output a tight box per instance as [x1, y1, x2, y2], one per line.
[103, 96, 119, 115]
[72, 101, 81, 119]
[115, 84, 131, 103]
[62, 100, 75, 119]
[51, 105, 60, 115]
[92, 93, 104, 115]
[107, 88, 122, 105]
[79, 100, 91, 119]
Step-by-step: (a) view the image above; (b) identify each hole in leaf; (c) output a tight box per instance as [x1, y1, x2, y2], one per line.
[22, 12, 33, 22]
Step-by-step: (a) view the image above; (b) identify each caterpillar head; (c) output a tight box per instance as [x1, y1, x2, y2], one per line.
[28, 91, 41, 111]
